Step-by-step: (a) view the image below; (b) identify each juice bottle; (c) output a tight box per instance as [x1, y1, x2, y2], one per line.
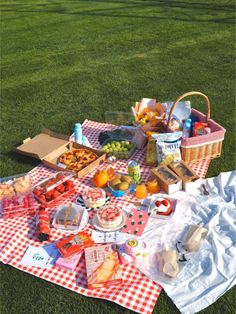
[147, 179, 159, 194]
[135, 184, 147, 199]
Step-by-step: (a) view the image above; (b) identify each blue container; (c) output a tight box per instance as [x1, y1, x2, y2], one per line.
[74, 123, 82, 144]
[107, 178, 136, 197]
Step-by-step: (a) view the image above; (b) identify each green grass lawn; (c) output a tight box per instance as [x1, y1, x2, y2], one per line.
[0, 0, 235, 313]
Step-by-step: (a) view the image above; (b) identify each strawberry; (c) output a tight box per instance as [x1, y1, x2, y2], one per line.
[45, 189, 55, 198]
[56, 184, 65, 192]
[2, 198, 10, 209]
[52, 190, 61, 199]
[155, 200, 162, 207]
[27, 195, 34, 206]
[38, 195, 46, 203]
[56, 174, 64, 181]
[162, 199, 169, 207]
[23, 198, 29, 208]
[64, 180, 73, 188]
[34, 189, 42, 197]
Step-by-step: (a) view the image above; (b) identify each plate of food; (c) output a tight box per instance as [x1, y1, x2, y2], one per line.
[76, 187, 110, 211]
[92, 206, 127, 232]
[149, 197, 177, 219]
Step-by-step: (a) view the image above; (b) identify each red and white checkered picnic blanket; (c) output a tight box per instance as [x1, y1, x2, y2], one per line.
[0, 120, 210, 314]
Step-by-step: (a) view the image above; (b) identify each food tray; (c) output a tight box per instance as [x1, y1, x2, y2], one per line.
[107, 173, 136, 197]
[1, 193, 36, 219]
[101, 139, 136, 159]
[0, 173, 31, 200]
[33, 172, 75, 207]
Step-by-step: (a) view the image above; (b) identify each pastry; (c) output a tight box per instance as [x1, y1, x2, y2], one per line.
[97, 206, 123, 229]
[55, 204, 81, 227]
[58, 149, 97, 172]
[13, 175, 31, 194]
[152, 198, 172, 217]
[82, 188, 106, 209]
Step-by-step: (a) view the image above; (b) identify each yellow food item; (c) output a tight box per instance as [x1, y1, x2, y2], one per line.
[118, 182, 129, 191]
[111, 178, 121, 187]
[121, 175, 133, 184]
[114, 174, 122, 180]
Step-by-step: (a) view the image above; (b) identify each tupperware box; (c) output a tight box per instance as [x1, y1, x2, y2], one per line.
[151, 164, 182, 194]
[0, 173, 32, 200]
[101, 139, 136, 159]
[85, 244, 123, 290]
[1, 193, 36, 219]
[15, 129, 106, 178]
[33, 172, 75, 207]
[0, 173, 35, 219]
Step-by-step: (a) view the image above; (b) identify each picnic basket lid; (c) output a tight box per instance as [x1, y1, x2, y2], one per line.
[15, 128, 70, 160]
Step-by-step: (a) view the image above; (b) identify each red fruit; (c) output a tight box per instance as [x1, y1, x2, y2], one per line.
[23, 198, 29, 208]
[2, 198, 10, 209]
[34, 189, 42, 197]
[38, 195, 46, 203]
[64, 180, 73, 188]
[162, 199, 169, 207]
[52, 190, 61, 199]
[27, 195, 34, 206]
[56, 184, 65, 192]
[45, 189, 55, 198]
[39, 204, 46, 211]
[56, 174, 65, 181]
[155, 200, 162, 207]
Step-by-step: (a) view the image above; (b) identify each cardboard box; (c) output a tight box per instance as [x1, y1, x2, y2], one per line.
[55, 251, 83, 272]
[85, 244, 123, 290]
[56, 231, 94, 258]
[183, 178, 204, 193]
[15, 129, 106, 178]
[151, 164, 182, 194]
[168, 161, 199, 183]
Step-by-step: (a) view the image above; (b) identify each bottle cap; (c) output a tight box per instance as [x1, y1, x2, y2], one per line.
[74, 123, 81, 128]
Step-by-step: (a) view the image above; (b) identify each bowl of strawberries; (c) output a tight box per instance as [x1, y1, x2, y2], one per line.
[33, 172, 75, 207]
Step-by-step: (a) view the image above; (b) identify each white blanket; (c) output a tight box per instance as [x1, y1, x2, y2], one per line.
[134, 171, 236, 314]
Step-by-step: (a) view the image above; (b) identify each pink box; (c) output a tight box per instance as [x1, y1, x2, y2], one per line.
[55, 252, 83, 272]
[85, 244, 123, 289]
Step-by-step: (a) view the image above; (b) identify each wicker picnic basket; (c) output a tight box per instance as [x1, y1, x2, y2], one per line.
[167, 91, 226, 163]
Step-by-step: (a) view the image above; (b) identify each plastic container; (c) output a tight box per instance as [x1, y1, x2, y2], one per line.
[0, 173, 32, 200]
[33, 172, 75, 207]
[101, 139, 136, 159]
[1, 193, 36, 219]
[107, 174, 135, 197]
[182, 118, 192, 138]
[74, 123, 82, 144]
[52, 203, 88, 233]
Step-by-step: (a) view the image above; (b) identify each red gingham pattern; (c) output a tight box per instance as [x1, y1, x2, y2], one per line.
[0, 120, 210, 314]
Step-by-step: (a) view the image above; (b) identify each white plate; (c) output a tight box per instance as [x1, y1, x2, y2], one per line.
[92, 211, 127, 232]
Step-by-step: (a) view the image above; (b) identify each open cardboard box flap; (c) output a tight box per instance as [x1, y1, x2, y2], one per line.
[15, 129, 106, 178]
[15, 128, 70, 160]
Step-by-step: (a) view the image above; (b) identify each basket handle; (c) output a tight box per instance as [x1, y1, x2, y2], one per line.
[166, 91, 211, 128]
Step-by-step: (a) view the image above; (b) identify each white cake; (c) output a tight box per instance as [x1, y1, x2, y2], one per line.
[82, 188, 106, 209]
[97, 206, 123, 229]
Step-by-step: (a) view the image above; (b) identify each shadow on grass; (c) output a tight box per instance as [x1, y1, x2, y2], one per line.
[0, 0, 235, 24]
[1, 151, 40, 169]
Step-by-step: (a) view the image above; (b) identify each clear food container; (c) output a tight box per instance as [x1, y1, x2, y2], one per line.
[33, 172, 75, 206]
